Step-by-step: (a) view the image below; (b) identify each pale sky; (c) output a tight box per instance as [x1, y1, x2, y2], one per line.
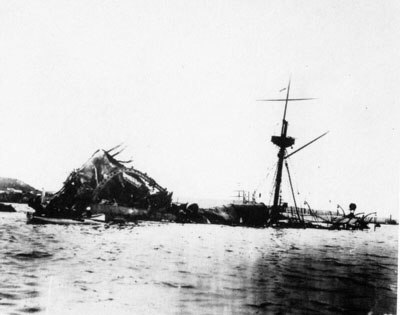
[0, 1, 398, 218]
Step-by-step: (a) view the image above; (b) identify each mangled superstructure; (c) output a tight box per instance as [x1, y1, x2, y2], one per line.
[30, 146, 172, 218]
[27, 140, 382, 229]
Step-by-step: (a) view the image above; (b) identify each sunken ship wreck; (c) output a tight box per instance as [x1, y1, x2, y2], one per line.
[28, 83, 376, 230]
[27, 145, 269, 226]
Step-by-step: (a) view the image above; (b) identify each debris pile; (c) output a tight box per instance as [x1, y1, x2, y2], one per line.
[29, 146, 172, 219]
[199, 204, 269, 227]
[27, 146, 272, 225]
[27, 146, 379, 230]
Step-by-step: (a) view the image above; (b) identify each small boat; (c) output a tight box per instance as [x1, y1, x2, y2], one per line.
[26, 213, 103, 225]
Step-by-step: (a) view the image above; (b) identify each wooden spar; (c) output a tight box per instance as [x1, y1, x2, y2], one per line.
[282, 80, 291, 123]
[271, 81, 293, 212]
[258, 98, 316, 102]
[284, 131, 329, 159]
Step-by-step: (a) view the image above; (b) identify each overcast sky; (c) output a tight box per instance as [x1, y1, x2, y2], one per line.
[0, 0, 398, 218]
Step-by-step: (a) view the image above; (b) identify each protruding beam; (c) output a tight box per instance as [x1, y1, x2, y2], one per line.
[257, 98, 316, 102]
[117, 159, 133, 164]
[107, 143, 124, 153]
[283, 79, 291, 122]
[284, 131, 329, 159]
[111, 146, 127, 157]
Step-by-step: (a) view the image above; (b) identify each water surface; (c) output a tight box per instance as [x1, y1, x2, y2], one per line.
[0, 205, 397, 314]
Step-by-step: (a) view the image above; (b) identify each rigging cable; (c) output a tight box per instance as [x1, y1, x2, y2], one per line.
[284, 160, 303, 223]
[255, 162, 277, 198]
[268, 163, 279, 206]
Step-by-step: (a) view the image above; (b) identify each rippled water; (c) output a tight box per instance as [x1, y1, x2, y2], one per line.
[0, 204, 397, 314]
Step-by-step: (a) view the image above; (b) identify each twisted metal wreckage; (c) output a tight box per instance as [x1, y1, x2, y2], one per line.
[29, 146, 172, 221]
[27, 145, 374, 230]
[26, 145, 375, 230]
[28, 82, 378, 230]
[27, 145, 274, 226]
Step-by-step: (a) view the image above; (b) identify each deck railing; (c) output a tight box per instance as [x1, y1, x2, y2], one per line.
[283, 206, 396, 224]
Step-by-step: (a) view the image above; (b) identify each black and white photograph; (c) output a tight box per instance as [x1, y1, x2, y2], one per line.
[0, 1, 398, 314]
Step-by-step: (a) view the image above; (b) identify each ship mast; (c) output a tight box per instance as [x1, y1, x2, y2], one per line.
[259, 80, 314, 223]
[271, 82, 293, 209]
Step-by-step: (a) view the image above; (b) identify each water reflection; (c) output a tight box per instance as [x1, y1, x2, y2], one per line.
[250, 229, 398, 314]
